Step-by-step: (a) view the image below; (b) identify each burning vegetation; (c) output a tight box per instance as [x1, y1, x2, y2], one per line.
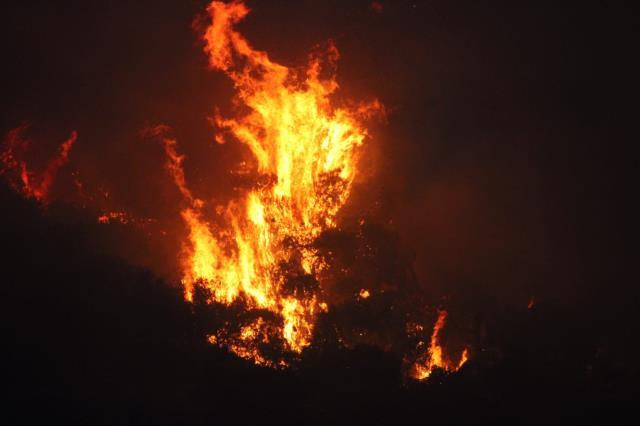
[0, 124, 77, 205]
[165, 0, 468, 373]
[409, 310, 469, 380]
[0, 0, 469, 380]
[2, 1, 635, 423]
[173, 0, 383, 360]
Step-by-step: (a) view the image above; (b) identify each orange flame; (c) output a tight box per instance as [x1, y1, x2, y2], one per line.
[411, 310, 469, 380]
[162, 0, 382, 360]
[0, 2, 473, 376]
[1, 125, 77, 204]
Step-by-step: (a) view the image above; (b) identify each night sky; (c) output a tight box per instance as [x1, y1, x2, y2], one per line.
[1, 1, 635, 424]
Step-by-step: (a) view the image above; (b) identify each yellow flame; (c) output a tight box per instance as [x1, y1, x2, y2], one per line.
[165, 0, 381, 360]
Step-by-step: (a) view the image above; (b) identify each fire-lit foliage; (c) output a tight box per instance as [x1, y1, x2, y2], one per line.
[166, 0, 383, 360]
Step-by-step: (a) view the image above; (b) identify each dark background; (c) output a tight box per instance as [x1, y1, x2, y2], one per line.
[0, 1, 635, 424]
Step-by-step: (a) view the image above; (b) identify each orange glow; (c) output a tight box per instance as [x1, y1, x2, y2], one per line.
[161, 0, 382, 361]
[370, 2, 384, 14]
[410, 310, 469, 380]
[359, 289, 371, 299]
[1, 125, 77, 204]
[97, 211, 130, 224]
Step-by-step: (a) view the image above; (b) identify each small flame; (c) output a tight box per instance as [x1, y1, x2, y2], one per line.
[410, 310, 469, 380]
[528, 296, 536, 309]
[1, 125, 77, 204]
[457, 347, 469, 369]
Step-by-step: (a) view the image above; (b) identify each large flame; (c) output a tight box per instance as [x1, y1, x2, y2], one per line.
[167, 0, 382, 359]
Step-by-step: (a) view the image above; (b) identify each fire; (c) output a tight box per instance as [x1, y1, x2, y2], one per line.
[410, 310, 469, 380]
[1, 1, 472, 377]
[161, 0, 382, 360]
[1, 125, 77, 204]
[207, 317, 288, 368]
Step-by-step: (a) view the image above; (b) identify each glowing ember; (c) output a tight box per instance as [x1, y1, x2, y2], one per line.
[410, 310, 469, 380]
[98, 211, 130, 224]
[359, 289, 371, 299]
